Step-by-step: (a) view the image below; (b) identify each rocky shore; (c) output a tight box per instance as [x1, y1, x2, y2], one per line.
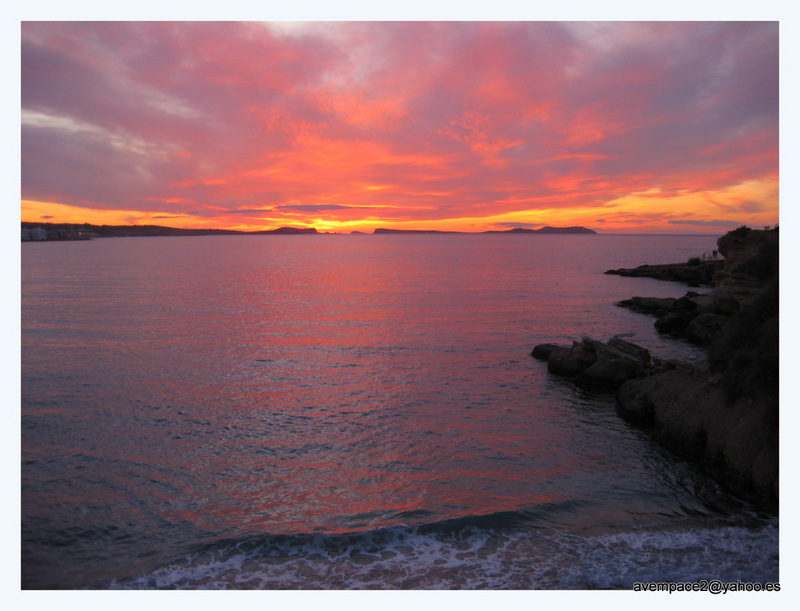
[532, 226, 779, 510]
[605, 259, 722, 286]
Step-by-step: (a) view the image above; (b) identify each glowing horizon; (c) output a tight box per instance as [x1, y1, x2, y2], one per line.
[21, 22, 779, 234]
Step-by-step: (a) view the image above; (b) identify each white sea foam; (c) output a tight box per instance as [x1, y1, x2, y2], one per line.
[113, 519, 778, 590]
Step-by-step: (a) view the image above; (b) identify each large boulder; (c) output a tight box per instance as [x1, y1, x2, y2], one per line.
[617, 296, 677, 315]
[546, 345, 588, 377]
[532, 336, 653, 390]
[530, 343, 563, 361]
[579, 357, 642, 389]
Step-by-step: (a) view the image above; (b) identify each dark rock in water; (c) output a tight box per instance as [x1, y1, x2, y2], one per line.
[530, 343, 562, 360]
[546, 345, 587, 378]
[578, 338, 654, 390]
[615, 246, 773, 346]
[617, 296, 677, 315]
[616, 368, 778, 509]
[532, 336, 653, 390]
[617, 283, 763, 345]
[605, 260, 723, 286]
[579, 358, 641, 389]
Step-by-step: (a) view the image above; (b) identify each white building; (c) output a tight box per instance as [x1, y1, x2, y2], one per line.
[22, 227, 47, 241]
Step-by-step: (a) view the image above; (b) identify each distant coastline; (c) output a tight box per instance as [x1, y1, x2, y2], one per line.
[21, 222, 318, 240]
[21, 222, 597, 240]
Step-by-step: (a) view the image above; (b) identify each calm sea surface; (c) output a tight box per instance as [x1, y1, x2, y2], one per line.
[21, 234, 778, 589]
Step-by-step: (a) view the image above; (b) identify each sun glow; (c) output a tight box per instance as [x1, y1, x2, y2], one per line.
[21, 22, 778, 234]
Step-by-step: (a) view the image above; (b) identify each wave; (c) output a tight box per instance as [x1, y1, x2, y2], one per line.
[109, 506, 778, 590]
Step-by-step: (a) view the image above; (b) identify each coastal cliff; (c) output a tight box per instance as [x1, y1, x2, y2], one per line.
[532, 227, 779, 509]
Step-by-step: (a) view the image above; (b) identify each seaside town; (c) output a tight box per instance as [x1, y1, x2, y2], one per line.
[21, 224, 92, 241]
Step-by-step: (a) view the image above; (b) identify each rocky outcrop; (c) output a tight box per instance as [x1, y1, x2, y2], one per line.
[534, 331, 778, 508]
[532, 226, 779, 510]
[616, 366, 778, 508]
[605, 260, 722, 286]
[614, 228, 778, 346]
[616, 285, 761, 346]
[606, 226, 777, 289]
[717, 226, 778, 273]
[531, 336, 657, 390]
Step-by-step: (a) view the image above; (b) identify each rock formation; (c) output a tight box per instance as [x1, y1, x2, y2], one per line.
[532, 336, 657, 390]
[532, 226, 779, 510]
[605, 259, 722, 286]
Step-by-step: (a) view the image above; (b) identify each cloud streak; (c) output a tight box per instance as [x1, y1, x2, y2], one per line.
[21, 21, 779, 232]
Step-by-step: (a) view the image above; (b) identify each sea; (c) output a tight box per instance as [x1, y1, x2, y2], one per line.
[20, 233, 779, 590]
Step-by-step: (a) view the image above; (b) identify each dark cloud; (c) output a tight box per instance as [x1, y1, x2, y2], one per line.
[220, 209, 275, 215]
[737, 201, 768, 213]
[492, 221, 541, 229]
[668, 219, 742, 226]
[277, 204, 359, 212]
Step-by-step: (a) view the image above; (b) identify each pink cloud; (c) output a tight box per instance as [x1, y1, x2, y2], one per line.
[21, 21, 779, 231]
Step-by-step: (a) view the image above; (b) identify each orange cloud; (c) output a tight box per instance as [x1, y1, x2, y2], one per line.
[21, 22, 779, 234]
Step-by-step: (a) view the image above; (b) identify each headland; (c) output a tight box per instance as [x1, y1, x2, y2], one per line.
[532, 226, 779, 510]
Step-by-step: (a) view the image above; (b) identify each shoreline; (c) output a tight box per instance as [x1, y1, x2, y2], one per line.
[532, 226, 779, 510]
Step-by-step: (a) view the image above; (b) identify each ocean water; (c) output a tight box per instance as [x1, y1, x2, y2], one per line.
[20, 234, 778, 589]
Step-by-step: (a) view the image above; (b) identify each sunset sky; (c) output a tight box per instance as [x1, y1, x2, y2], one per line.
[20, 20, 779, 234]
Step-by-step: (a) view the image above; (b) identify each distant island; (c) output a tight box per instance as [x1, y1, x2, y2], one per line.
[372, 226, 597, 235]
[486, 226, 597, 235]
